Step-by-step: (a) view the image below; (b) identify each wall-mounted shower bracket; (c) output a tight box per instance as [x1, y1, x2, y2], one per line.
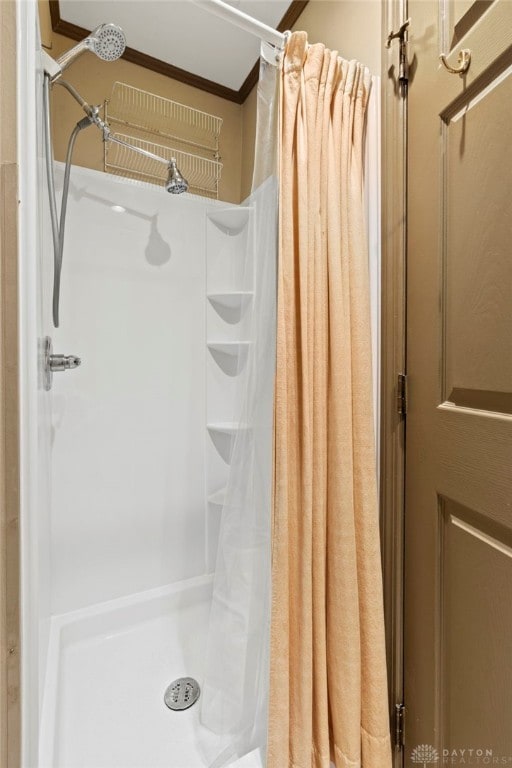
[41, 50, 62, 81]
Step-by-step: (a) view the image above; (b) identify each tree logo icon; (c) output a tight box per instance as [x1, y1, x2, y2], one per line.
[411, 744, 439, 766]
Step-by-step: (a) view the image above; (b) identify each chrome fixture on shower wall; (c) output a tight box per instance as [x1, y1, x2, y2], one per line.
[93, 113, 189, 192]
[40, 337, 81, 392]
[53, 23, 126, 79]
[166, 159, 189, 194]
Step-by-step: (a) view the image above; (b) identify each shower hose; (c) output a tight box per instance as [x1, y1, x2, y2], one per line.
[43, 73, 92, 328]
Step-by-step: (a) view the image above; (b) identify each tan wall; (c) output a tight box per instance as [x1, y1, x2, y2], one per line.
[240, 0, 382, 200]
[293, 0, 382, 76]
[39, 3, 243, 204]
[38, 0, 53, 50]
[0, 2, 20, 765]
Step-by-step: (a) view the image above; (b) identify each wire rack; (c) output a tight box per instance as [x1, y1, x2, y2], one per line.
[105, 82, 222, 157]
[104, 133, 223, 199]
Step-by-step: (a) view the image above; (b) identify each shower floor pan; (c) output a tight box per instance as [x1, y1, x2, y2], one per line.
[40, 574, 264, 768]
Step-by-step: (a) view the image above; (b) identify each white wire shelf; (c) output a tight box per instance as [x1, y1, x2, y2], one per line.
[105, 81, 223, 155]
[104, 133, 223, 199]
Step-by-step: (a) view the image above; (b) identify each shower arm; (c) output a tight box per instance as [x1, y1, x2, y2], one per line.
[105, 133, 169, 166]
[90, 108, 170, 167]
[55, 81, 171, 167]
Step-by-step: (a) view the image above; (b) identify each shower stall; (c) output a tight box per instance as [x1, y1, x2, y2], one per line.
[16, 3, 381, 766]
[36, 162, 274, 766]
[20, 4, 278, 762]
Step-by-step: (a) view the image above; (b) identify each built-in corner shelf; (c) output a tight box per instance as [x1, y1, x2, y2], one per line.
[207, 487, 227, 508]
[207, 206, 251, 236]
[207, 292, 253, 324]
[207, 422, 250, 464]
[207, 342, 250, 376]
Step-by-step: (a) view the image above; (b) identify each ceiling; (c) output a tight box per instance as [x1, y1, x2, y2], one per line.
[53, 1, 306, 102]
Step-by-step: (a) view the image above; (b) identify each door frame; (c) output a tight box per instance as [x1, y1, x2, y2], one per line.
[380, 0, 408, 763]
[0, 1, 21, 765]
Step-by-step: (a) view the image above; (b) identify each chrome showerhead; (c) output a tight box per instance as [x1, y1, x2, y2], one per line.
[90, 23, 126, 62]
[165, 159, 189, 195]
[55, 23, 126, 75]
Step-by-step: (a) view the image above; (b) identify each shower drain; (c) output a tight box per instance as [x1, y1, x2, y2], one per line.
[164, 677, 201, 711]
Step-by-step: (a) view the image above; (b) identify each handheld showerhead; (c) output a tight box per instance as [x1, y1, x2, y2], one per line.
[165, 159, 189, 195]
[55, 23, 126, 75]
[90, 24, 126, 62]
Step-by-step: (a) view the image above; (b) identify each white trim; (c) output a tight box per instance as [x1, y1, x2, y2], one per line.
[16, 1, 40, 763]
[190, 0, 285, 49]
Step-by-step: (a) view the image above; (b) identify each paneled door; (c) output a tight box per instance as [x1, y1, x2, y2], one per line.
[405, 0, 512, 765]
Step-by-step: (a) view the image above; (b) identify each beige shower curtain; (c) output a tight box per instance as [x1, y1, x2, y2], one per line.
[268, 32, 392, 768]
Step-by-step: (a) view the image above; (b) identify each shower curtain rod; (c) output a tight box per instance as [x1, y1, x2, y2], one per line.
[190, 0, 286, 49]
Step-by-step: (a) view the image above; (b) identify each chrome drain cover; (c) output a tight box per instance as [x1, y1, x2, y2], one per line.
[164, 677, 200, 711]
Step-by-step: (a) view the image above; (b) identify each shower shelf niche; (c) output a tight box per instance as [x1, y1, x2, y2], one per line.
[207, 292, 253, 324]
[207, 487, 227, 508]
[206, 487, 239, 510]
[207, 207, 251, 235]
[207, 342, 250, 376]
[207, 423, 251, 464]
[206, 200, 254, 569]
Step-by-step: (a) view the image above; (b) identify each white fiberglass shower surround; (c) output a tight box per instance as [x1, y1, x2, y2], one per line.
[39, 165, 275, 768]
[16, 3, 381, 767]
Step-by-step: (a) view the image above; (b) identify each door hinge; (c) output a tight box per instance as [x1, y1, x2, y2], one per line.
[397, 373, 408, 416]
[385, 18, 411, 89]
[395, 703, 406, 750]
